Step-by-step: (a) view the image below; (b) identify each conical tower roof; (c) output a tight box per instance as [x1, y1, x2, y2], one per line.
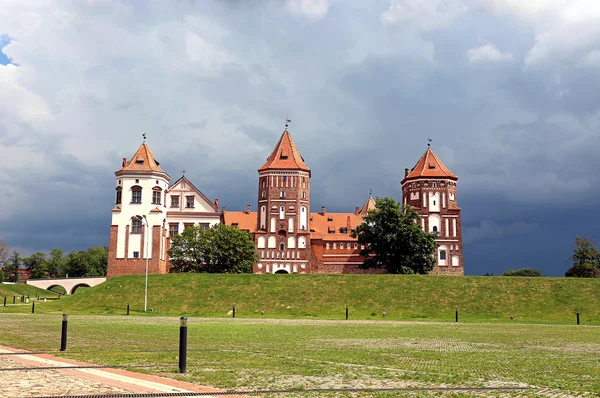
[116, 142, 167, 174]
[258, 129, 310, 175]
[359, 195, 377, 216]
[403, 148, 457, 181]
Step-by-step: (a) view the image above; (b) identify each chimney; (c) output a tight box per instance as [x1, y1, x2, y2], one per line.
[321, 206, 326, 215]
[346, 216, 351, 232]
[122, 158, 127, 167]
[404, 168, 410, 178]
[246, 204, 251, 214]
[214, 198, 219, 208]
[355, 206, 360, 216]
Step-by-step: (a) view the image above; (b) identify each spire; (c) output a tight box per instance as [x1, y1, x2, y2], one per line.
[258, 127, 310, 174]
[403, 147, 457, 181]
[117, 141, 166, 173]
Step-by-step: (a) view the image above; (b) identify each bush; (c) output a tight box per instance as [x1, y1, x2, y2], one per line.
[565, 264, 599, 278]
[502, 268, 542, 277]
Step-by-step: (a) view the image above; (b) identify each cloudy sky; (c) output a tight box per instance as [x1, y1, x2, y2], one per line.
[1, 0, 599, 276]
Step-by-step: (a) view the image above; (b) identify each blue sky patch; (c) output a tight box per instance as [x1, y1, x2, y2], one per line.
[0, 35, 12, 65]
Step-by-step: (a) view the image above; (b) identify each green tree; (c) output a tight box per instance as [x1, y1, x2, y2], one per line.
[169, 224, 258, 273]
[65, 246, 108, 277]
[47, 248, 66, 278]
[502, 268, 542, 277]
[4, 250, 22, 282]
[565, 236, 600, 278]
[0, 238, 9, 267]
[351, 197, 437, 274]
[24, 252, 48, 279]
[0, 268, 4, 283]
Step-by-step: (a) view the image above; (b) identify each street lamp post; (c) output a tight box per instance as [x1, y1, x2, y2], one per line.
[133, 214, 150, 312]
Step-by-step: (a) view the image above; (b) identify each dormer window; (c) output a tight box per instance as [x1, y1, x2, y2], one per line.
[340, 227, 347, 234]
[327, 217, 333, 222]
[131, 186, 142, 204]
[232, 223, 239, 228]
[428, 162, 435, 169]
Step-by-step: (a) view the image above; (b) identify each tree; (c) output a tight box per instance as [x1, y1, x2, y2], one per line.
[169, 224, 258, 273]
[351, 197, 437, 274]
[65, 246, 108, 277]
[502, 268, 542, 277]
[4, 250, 22, 282]
[0, 238, 9, 267]
[24, 252, 48, 279]
[565, 236, 600, 278]
[47, 248, 66, 278]
[0, 268, 4, 283]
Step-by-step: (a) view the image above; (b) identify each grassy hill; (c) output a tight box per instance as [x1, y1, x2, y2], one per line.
[0, 283, 60, 298]
[2, 274, 599, 324]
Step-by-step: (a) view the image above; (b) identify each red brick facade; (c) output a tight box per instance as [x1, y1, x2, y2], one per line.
[107, 225, 168, 278]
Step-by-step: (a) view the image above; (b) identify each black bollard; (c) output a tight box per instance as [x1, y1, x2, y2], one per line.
[60, 314, 68, 351]
[3, 296, 5, 307]
[179, 316, 188, 373]
[21, 295, 24, 302]
[13, 296, 15, 304]
[345, 306, 349, 320]
[232, 304, 236, 318]
[32, 302, 35, 314]
[127, 304, 130, 316]
[455, 308, 459, 323]
[577, 311, 580, 325]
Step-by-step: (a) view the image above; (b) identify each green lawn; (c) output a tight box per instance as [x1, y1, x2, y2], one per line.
[0, 283, 60, 300]
[4, 274, 598, 325]
[0, 314, 598, 397]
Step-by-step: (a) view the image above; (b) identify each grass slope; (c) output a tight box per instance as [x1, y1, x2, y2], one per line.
[0, 283, 60, 299]
[6, 274, 598, 324]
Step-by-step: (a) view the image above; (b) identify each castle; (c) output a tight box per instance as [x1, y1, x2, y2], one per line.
[107, 128, 463, 278]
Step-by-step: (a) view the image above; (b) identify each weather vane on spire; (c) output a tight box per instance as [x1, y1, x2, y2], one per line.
[285, 119, 291, 131]
[182, 170, 186, 175]
[427, 138, 432, 148]
[369, 189, 373, 197]
[142, 133, 147, 143]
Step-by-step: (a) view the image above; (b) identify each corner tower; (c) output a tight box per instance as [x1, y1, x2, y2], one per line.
[107, 140, 171, 278]
[254, 125, 311, 274]
[401, 146, 464, 275]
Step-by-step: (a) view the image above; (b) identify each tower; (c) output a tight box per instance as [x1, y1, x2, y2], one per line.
[254, 126, 311, 274]
[401, 146, 464, 275]
[107, 140, 171, 278]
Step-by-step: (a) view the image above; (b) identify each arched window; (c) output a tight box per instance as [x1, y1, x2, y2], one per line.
[257, 236, 266, 249]
[298, 236, 307, 248]
[131, 186, 142, 203]
[432, 226, 438, 232]
[300, 207, 307, 230]
[279, 243, 285, 251]
[260, 206, 266, 229]
[280, 206, 285, 220]
[440, 250, 447, 260]
[288, 236, 296, 249]
[280, 191, 285, 198]
[302, 191, 306, 199]
[288, 218, 294, 232]
[261, 191, 266, 198]
[115, 187, 122, 205]
[270, 218, 276, 232]
[268, 236, 276, 248]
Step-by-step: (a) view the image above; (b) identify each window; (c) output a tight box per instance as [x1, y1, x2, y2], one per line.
[261, 191, 266, 198]
[186, 196, 195, 208]
[115, 188, 122, 205]
[135, 179, 139, 183]
[131, 187, 142, 203]
[433, 182, 437, 188]
[433, 200, 436, 206]
[131, 219, 142, 234]
[279, 243, 285, 250]
[340, 243, 344, 249]
[184, 223, 194, 230]
[432, 226, 438, 232]
[283, 176, 287, 182]
[440, 250, 447, 260]
[152, 190, 161, 205]
[302, 191, 306, 199]
[133, 251, 139, 258]
[340, 227, 347, 234]
[354, 243, 358, 249]
[326, 243, 330, 250]
[200, 223, 210, 231]
[280, 191, 285, 198]
[171, 196, 180, 208]
[333, 243, 337, 249]
[232, 223, 239, 228]
[169, 224, 179, 237]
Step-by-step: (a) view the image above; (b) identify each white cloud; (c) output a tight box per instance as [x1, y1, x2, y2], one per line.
[286, 0, 331, 21]
[467, 43, 514, 63]
[463, 220, 539, 245]
[381, 0, 468, 30]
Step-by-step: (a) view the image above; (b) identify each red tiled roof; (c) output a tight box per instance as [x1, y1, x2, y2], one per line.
[258, 130, 310, 174]
[403, 148, 457, 181]
[222, 211, 258, 233]
[118, 143, 166, 173]
[310, 212, 361, 241]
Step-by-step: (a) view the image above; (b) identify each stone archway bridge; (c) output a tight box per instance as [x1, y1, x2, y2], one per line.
[26, 276, 106, 295]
